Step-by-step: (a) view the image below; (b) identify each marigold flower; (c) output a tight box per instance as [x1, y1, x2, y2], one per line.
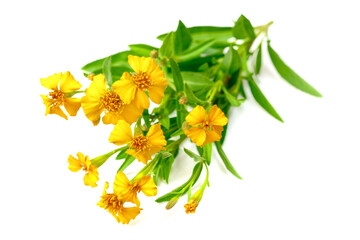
[81, 74, 143, 126]
[184, 200, 199, 214]
[114, 171, 157, 206]
[40, 72, 82, 119]
[112, 55, 168, 110]
[97, 181, 142, 224]
[184, 105, 228, 147]
[109, 120, 167, 164]
[68, 152, 99, 187]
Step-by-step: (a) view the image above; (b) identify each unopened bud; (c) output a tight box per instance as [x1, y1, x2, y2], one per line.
[87, 73, 95, 81]
[150, 49, 158, 59]
[134, 126, 143, 136]
[182, 121, 189, 131]
[166, 197, 179, 210]
[179, 96, 188, 105]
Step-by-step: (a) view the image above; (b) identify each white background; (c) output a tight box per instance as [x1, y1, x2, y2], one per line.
[1, 0, 359, 239]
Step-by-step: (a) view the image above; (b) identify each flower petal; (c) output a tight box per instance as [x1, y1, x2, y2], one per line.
[185, 105, 207, 126]
[208, 105, 228, 126]
[102, 111, 123, 125]
[148, 81, 167, 104]
[133, 88, 150, 109]
[67, 154, 82, 172]
[146, 123, 167, 148]
[118, 207, 142, 224]
[121, 101, 143, 124]
[138, 176, 157, 196]
[109, 120, 133, 145]
[50, 106, 68, 120]
[128, 55, 154, 73]
[112, 73, 137, 104]
[83, 170, 99, 187]
[60, 71, 82, 93]
[40, 72, 62, 90]
[113, 171, 131, 195]
[184, 127, 206, 146]
[64, 98, 81, 116]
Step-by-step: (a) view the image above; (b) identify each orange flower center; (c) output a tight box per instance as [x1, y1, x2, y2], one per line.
[99, 193, 124, 213]
[129, 135, 150, 153]
[201, 120, 211, 130]
[131, 72, 151, 90]
[184, 200, 198, 214]
[100, 90, 125, 113]
[48, 89, 65, 109]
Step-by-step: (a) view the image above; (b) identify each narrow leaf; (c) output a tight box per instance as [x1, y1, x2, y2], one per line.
[215, 142, 242, 179]
[220, 47, 241, 75]
[222, 85, 245, 107]
[248, 76, 284, 122]
[233, 15, 256, 40]
[255, 44, 262, 74]
[117, 155, 135, 172]
[102, 56, 112, 86]
[185, 83, 208, 106]
[267, 42, 322, 97]
[174, 20, 192, 54]
[169, 58, 185, 92]
[184, 148, 205, 162]
[202, 143, 212, 165]
[159, 31, 175, 58]
[129, 44, 158, 57]
[177, 39, 216, 62]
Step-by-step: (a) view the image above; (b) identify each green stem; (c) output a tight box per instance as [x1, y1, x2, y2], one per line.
[90, 146, 127, 168]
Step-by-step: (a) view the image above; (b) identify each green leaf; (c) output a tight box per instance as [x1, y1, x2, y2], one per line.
[177, 39, 216, 62]
[184, 148, 205, 162]
[142, 109, 150, 130]
[129, 44, 158, 57]
[168, 71, 214, 91]
[117, 155, 135, 172]
[158, 26, 232, 48]
[185, 83, 208, 106]
[159, 113, 170, 129]
[222, 85, 245, 107]
[115, 147, 129, 160]
[255, 43, 262, 74]
[169, 58, 185, 92]
[159, 31, 175, 58]
[215, 142, 242, 180]
[220, 46, 241, 75]
[170, 128, 184, 137]
[202, 143, 212, 165]
[155, 162, 203, 203]
[81, 50, 134, 74]
[267, 42, 322, 97]
[247, 76, 284, 122]
[153, 152, 175, 184]
[102, 56, 112, 86]
[174, 20, 192, 54]
[233, 15, 256, 40]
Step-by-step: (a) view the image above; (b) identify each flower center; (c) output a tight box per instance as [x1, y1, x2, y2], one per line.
[100, 194, 124, 213]
[48, 89, 65, 109]
[202, 120, 211, 130]
[129, 135, 150, 153]
[100, 90, 125, 113]
[131, 72, 151, 90]
[184, 200, 198, 214]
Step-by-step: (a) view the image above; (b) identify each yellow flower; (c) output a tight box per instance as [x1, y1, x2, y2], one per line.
[97, 181, 142, 224]
[40, 72, 82, 119]
[114, 171, 157, 206]
[68, 152, 99, 187]
[112, 55, 168, 110]
[109, 120, 167, 164]
[81, 74, 143, 126]
[184, 105, 228, 147]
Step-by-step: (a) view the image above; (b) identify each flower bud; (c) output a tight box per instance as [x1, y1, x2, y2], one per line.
[179, 96, 188, 105]
[150, 50, 158, 59]
[182, 121, 189, 131]
[87, 73, 95, 81]
[166, 196, 179, 210]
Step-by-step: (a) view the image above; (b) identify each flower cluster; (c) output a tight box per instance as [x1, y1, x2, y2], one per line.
[41, 15, 320, 224]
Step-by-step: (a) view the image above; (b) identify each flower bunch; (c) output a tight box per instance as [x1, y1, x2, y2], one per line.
[41, 15, 321, 224]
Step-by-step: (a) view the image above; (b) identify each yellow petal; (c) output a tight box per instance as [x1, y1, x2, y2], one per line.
[93, 73, 105, 82]
[59, 71, 82, 93]
[85, 75, 107, 98]
[126, 149, 149, 165]
[128, 55, 154, 73]
[67, 155, 82, 172]
[121, 101, 143, 124]
[148, 82, 167, 104]
[146, 123, 167, 148]
[185, 105, 207, 126]
[64, 98, 81, 116]
[203, 129, 222, 146]
[117, 207, 142, 224]
[138, 176, 157, 197]
[40, 95, 52, 115]
[83, 170, 99, 187]
[113, 171, 131, 195]
[50, 106, 68, 120]
[109, 120, 133, 145]
[102, 111, 123, 125]
[133, 88, 150, 109]
[40, 72, 62, 90]
[184, 127, 206, 146]
[208, 105, 228, 126]
[112, 73, 137, 104]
